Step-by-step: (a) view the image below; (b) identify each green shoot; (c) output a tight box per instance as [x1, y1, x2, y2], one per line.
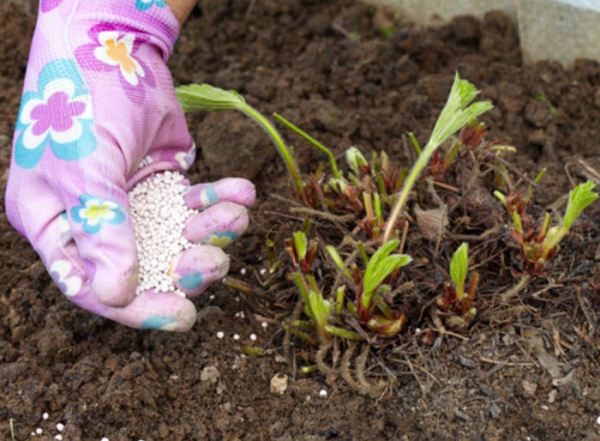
[273, 113, 342, 180]
[346, 146, 369, 177]
[526, 167, 547, 199]
[293, 231, 308, 262]
[335, 285, 346, 315]
[324, 325, 363, 340]
[408, 132, 422, 156]
[287, 231, 318, 273]
[326, 245, 352, 279]
[373, 192, 383, 226]
[512, 211, 523, 234]
[493, 190, 506, 205]
[495, 181, 598, 273]
[437, 242, 479, 326]
[292, 272, 310, 306]
[361, 239, 412, 318]
[308, 289, 332, 342]
[450, 243, 469, 301]
[301, 365, 319, 374]
[542, 181, 598, 257]
[242, 346, 266, 356]
[176, 84, 304, 194]
[383, 73, 494, 242]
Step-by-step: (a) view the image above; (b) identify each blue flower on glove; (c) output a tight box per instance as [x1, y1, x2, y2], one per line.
[71, 194, 126, 234]
[135, 0, 167, 11]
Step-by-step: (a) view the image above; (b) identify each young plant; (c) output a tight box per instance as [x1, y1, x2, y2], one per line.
[383, 73, 494, 242]
[495, 181, 598, 274]
[437, 243, 479, 326]
[176, 84, 304, 195]
[291, 272, 331, 343]
[291, 263, 361, 343]
[360, 239, 412, 321]
[286, 231, 318, 274]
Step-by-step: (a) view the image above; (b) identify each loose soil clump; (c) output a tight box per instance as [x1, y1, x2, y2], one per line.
[1, 1, 599, 440]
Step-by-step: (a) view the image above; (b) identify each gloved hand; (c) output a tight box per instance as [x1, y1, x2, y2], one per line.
[5, 0, 255, 331]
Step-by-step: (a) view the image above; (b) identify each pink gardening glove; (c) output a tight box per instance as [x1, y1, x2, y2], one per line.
[5, 0, 255, 331]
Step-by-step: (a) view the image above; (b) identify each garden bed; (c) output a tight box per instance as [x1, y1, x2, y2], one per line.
[1, 1, 600, 440]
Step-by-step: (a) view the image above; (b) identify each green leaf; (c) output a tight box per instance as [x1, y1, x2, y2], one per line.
[324, 325, 363, 340]
[293, 231, 308, 261]
[450, 243, 469, 300]
[308, 290, 332, 331]
[176, 84, 305, 195]
[326, 245, 352, 279]
[363, 240, 412, 310]
[562, 181, 598, 230]
[175, 84, 246, 112]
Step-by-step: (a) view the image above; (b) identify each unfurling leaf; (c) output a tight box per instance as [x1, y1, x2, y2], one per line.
[345, 146, 369, 176]
[562, 181, 598, 230]
[176, 84, 246, 112]
[362, 239, 412, 310]
[450, 243, 469, 301]
[293, 231, 308, 261]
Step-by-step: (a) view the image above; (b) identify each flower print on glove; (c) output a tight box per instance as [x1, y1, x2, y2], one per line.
[14, 59, 96, 169]
[136, 0, 167, 11]
[5, 0, 255, 332]
[75, 23, 156, 104]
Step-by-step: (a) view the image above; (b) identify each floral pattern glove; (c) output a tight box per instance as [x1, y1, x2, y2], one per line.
[5, 0, 256, 331]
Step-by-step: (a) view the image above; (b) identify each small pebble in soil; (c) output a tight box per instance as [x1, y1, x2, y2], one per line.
[55, 435, 63, 441]
[56, 423, 64, 432]
[261, 321, 268, 329]
[101, 438, 109, 441]
[259, 268, 267, 276]
[233, 334, 240, 341]
[209, 295, 215, 300]
[319, 389, 328, 398]
[270, 373, 288, 395]
[216, 331, 225, 339]
[36, 428, 43, 435]
[240, 268, 247, 275]
[249, 333, 257, 341]
[596, 415, 600, 425]
[42, 412, 49, 420]
[129, 171, 195, 296]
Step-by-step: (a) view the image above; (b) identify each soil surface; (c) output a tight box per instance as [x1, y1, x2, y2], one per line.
[2, 1, 600, 440]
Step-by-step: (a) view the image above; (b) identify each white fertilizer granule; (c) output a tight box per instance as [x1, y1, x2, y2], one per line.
[129, 171, 195, 296]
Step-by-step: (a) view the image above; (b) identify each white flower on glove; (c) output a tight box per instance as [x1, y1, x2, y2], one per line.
[49, 260, 82, 297]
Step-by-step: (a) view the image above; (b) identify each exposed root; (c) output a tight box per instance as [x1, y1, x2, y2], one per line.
[315, 341, 337, 384]
[340, 343, 362, 392]
[355, 345, 387, 397]
[500, 275, 531, 302]
[283, 302, 304, 373]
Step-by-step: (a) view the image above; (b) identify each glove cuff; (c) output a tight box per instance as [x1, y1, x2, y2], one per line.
[40, 0, 181, 62]
[104, 1, 181, 62]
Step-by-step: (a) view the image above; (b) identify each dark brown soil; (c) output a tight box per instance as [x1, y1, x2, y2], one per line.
[2, 1, 600, 440]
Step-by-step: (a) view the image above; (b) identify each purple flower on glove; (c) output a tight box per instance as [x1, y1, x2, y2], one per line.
[75, 23, 156, 104]
[14, 59, 96, 169]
